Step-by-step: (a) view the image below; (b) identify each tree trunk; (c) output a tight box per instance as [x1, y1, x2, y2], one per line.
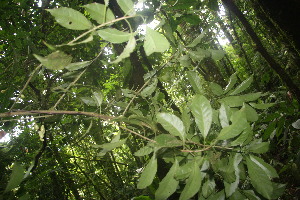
[221, 0, 300, 103]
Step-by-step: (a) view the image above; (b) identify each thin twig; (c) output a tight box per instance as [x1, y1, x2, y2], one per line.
[119, 126, 156, 143]
[9, 64, 42, 111]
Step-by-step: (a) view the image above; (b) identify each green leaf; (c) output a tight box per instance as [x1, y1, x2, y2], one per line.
[179, 55, 191, 67]
[80, 97, 97, 106]
[224, 73, 238, 94]
[219, 103, 231, 128]
[230, 125, 253, 146]
[155, 159, 179, 200]
[242, 190, 261, 200]
[219, 96, 244, 107]
[154, 134, 183, 147]
[144, 27, 170, 56]
[65, 61, 92, 71]
[186, 71, 203, 94]
[99, 139, 127, 151]
[224, 153, 243, 197]
[134, 146, 153, 156]
[141, 78, 158, 97]
[179, 161, 202, 200]
[156, 113, 186, 142]
[83, 3, 115, 24]
[249, 103, 275, 110]
[206, 190, 225, 200]
[218, 108, 247, 140]
[292, 119, 300, 129]
[241, 92, 263, 102]
[186, 28, 208, 47]
[190, 95, 212, 139]
[249, 155, 278, 178]
[188, 49, 210, 62]
[97, 28, 132, 43]
[112, 36, 136, 63]
[137, 155, 157, 189]
[202, 178, 216, 198]
[248, 140, 270, 154]
[93, 91, 103, 107]
[181, 107, 191, 133]
[230, 76, 253, 95]
[117, 0, 136, 16]
[47, 7, 92, 30]
[246, 156, 273, 199]
[34, 51, 72, 70]
[210, 82, 223, 96]
[5, 162, 24, 192]
[208, 49, 226, 61]
[244, 103, 258, 122]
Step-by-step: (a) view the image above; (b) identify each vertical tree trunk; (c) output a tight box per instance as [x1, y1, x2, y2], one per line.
[221, 0, 300, 103]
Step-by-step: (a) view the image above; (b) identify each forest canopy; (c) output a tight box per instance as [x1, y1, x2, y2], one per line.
[0, 0, 300, 199]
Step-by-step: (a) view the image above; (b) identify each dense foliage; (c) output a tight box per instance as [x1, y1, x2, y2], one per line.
[0, 0, 300, 199]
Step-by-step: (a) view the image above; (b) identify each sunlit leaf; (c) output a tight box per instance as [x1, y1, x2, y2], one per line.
[155, 159, 179, 200]
[80, 97, 97, 106]
[83, 3, 115, 24]
[137, 155, 157, 189]
[224, 73, 237, 94]
[219, 103, 231, 128]
[188, 49, 210, 62]
[208, 49, 226, 61]
[202, 178, 216, 198]
[117, 0, 136, 16]
[5, 162, 24, 192]
[292, 119, 300, 129]
[34, 51, 72, 70]
[219, 96, 244, 107]
[144, 27, 170, 56]
[190, 95, 212, 139]
[141, 78, 158, 97]
[186, 71, 203, 94]
[65, 61, 91, 71]
[99, 139, 127, 151]
[249, 155, 278, 178]
[93, 91, 103, 107]
[47, 7, 92, 30]
[156, 113, 186, 142]
[97, 28, 132, 43]
[112, 36, 136, 63]
[230, 76, 253, 95]
[248, 140, 270, 154]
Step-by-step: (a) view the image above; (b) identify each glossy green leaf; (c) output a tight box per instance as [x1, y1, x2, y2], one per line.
[134, 146, 153, 156]
[47, 7, 92, 30]
[186, 71, 203, 94]
[83, 3, 115, 24]
[250, 155, 278, 178]
[5, 162, 24, 192]
[218, 108, 247, 140]
[230, 76, 253, 95]
[249, 102, 275, 110]
[154, 134, 183, 147]
[224, 73, 237, 93]
[156, 113, 186, 142]
[248, 141, 270, 154]
[65, 61, 92, 71]
[292, 119, 300, 129]
[144, 27, 170, 56]
[97, 28, 132, 43]
[155, 159, 179, 200]
[208, 49, 226, 61]
[117, 0, 136, 15]
[141, 78, 158, 97]
[246, 156, 273, 199]
[190, 95, 212, 139]
[219, 103, 231, 128]
[112, 36, 136, 63]
[210, 82, 223, 96]
[34, 51, 72, 70]
[202, 178, 216, 198]
[179, 161, 202, 200]
[137, 155, 157, 189]
[244, 103, 258, 122]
